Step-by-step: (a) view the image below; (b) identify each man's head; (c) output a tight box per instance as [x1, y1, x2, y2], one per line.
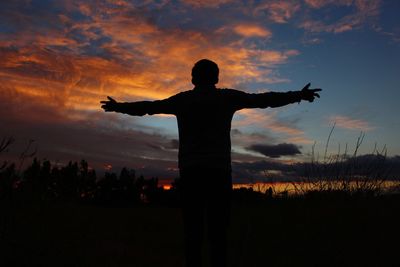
[191, 59, 219, 86]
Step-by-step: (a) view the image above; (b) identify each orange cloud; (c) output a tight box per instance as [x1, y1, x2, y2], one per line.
[329, 115, 374, 131]
[233, 24, 272, 38]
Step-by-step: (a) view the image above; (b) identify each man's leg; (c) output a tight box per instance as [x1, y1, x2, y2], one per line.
[181, 170, 205, 267]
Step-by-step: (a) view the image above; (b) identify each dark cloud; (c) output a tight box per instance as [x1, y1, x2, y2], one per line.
[246, 143, 301, 158]
[231, 128, 242, 136]
[232, 159, 298, 183]
[232, 154, 400, 183]
[145, 139, 179, 151]
[170, 139, 179, 150]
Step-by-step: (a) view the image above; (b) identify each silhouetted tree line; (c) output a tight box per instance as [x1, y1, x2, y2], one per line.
[0, 135, 263, 206]
[0, 157, 180, 206]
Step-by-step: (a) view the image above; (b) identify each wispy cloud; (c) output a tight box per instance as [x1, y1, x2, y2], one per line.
[300, 0, 381, 34]
[304, 0, 352, 9]
[255, 1, 301, 23]
[233, 109, 313, 144]
[329, 115, 375, 131]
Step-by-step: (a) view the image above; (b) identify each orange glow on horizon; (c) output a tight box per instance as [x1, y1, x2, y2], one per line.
[163, 185, 171, 190]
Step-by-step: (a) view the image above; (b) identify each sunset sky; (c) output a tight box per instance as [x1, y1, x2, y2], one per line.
[1, 0, 399, 182]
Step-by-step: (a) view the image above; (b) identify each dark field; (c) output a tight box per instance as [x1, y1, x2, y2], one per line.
[1, 195, 400, 267]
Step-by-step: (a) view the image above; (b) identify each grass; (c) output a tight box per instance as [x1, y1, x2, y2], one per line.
[1, 194, 399, 267]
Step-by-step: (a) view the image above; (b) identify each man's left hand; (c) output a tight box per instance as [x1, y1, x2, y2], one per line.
[301, 83, 322, 102]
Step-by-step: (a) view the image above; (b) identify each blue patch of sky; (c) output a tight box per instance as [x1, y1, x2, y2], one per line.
[0, 1, 73, 36]
[23, 0, 65, 23]
[0, 23, 15, 35]
[152, 4, 244, 34]
[67, 28, 91, 44]
[67, 9, 93, 23]
[29, 0, 60, 10]
[279, 28, 399, 111]
[80, 35, 114, 58]
[380, 1, 400, 29]
[131, 115, 179, 138]
[309, 3, 355, 24]
[267, 23, 305, 50]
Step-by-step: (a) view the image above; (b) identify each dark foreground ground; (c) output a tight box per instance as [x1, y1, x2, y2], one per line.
[1, 194, 400, 267]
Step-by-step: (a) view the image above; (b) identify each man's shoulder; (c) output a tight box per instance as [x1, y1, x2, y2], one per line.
[218, 88, 247, 96]
[168, 89, 194, 100]
[179, 89, 196, 95]
[218, 87, 244, 92]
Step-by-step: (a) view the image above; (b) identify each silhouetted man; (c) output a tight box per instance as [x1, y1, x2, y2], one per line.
[101, 59, 321, 267]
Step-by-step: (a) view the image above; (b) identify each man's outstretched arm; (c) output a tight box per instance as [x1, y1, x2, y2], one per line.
[100, 96, 176, 116]
[233, 83, 321, 109]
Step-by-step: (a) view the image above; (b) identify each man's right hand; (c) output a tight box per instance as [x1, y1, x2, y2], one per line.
[100, 96, 118, 112]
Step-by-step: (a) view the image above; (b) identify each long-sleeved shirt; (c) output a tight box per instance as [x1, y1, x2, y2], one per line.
[117, 86, 303, 171]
